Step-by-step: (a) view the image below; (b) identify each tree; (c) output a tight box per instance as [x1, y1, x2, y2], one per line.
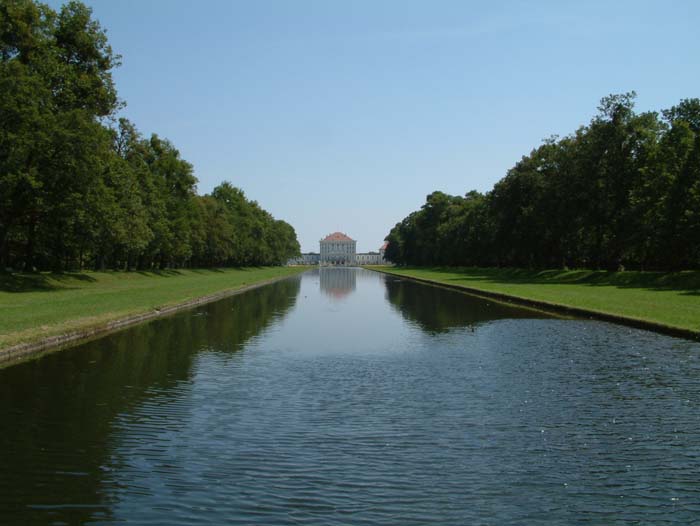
[384, 93, 698, 271]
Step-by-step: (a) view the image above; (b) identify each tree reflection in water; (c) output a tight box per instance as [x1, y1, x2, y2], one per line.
[0, 276, 301, 526]
[383, 276, 551, 334]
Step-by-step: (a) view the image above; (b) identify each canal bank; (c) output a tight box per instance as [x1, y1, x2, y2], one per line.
[367, 266, 700, 341]
[0, 267, 309, 365]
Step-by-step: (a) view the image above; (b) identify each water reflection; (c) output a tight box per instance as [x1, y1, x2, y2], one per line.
[0, 276, 301, 526]
[2, 269, 700, 525]
[383, 275, 551, 333]
[319, 267, 356, 300]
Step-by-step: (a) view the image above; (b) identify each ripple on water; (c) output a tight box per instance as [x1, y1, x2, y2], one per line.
[0, 269, 699, 525]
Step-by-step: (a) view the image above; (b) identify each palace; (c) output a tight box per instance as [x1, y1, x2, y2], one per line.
[320, 232, 356, 265]
[287, 232, 387, 266]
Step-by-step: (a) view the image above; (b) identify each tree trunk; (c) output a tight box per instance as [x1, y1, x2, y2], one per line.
[24, 216, 37, 272]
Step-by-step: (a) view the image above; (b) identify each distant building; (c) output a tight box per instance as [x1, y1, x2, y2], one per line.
[379, 241, 388, 260]
[355, 252, 383, 265]
[320, 232, 356, 266]
[287, 233, 387, 266]
[356, 242, 388, 265]
[287, 253, 320, 265]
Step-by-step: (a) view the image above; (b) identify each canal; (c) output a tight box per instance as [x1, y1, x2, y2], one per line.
[1, 268, 699, 524]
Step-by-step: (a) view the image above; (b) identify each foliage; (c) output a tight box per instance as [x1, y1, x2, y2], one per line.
[385, 93, 700, 271]
[0, 0, 300, 271]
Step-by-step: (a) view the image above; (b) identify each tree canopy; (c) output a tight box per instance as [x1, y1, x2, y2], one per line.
[0, 0, 300, 271]
[385, 92, 700, 271]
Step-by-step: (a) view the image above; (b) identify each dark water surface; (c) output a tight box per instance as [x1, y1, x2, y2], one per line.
[1, 268, 700, 525]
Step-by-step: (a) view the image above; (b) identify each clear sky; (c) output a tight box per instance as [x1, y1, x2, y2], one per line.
[48, 0, 700, 252]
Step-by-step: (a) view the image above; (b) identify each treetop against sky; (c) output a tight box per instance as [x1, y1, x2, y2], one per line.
[43, 0, 700, 252]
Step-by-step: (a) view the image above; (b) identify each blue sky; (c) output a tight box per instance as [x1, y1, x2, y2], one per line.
[49, 1, 700, 252]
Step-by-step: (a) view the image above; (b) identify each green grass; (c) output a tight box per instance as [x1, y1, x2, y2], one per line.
[372, 266, 700, 334]
[0, 267, 309, 350]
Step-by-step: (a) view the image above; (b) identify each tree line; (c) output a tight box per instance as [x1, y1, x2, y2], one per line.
[1, 0, 300, 271]
[385, 92, 700, 271]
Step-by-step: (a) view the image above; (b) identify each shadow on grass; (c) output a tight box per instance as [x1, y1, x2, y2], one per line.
[135, 269, 185, 278]
[189, 268, 225, 274]
[136, 268, 257, 277]
[0, 266, 293, 294]
[0, 272, 97, 293]
[410, 267, 700, 295]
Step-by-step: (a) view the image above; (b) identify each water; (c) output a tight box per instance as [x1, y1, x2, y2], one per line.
[1, 268, 699, 525]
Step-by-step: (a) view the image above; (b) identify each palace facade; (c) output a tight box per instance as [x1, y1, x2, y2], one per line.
[287, 234, 387, 266]
[320, 232, 356, 265]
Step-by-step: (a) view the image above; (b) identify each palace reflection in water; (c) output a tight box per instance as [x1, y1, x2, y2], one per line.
[319, 267, 357, 300]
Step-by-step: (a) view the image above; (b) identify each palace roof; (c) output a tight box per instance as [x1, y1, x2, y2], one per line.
[322, 232, 355, 242]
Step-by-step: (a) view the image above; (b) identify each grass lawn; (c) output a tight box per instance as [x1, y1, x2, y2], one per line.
[371, 266, 700, 334]
[0, 266, 308, 350]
